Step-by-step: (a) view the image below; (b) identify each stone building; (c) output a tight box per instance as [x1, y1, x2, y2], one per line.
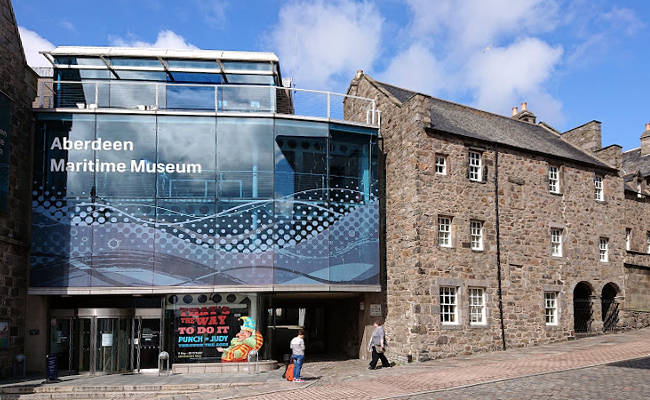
[347, 71, 650, 362]
[620, 125, 650, 328]
[0, 0, 37, 377]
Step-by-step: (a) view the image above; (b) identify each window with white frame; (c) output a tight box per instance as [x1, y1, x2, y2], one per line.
[438, 216, 452, 247]
[626, 228, 631, 251]
[468, 151, 482, 181]
[435, 155, 447, 175]
[544, 292, 558, 325]
[594, 175, 604, 201]
[548, 166, 560, 193]
[600, 237, 609, 262]
[551, 228, 562, 257]
[440, 286, 458, 324]
[470, 220, 483, 250]
[469, 287, 486, 325]
[647, 231, 650, 254]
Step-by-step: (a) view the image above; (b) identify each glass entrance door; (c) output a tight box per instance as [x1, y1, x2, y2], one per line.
[135, 318, 161, 370]
[96, 318, 131, 373]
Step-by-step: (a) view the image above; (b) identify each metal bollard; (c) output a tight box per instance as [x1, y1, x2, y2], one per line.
[13, 354, 26, 378]
[247, 350, 259, 374]
[158, 351, 170, 376]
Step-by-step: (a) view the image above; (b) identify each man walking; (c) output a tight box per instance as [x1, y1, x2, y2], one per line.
[290, 329, 306, 382]
[368, 320, 391, 369]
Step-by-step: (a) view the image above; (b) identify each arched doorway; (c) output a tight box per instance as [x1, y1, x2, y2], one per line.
[573, 282, 593, 333]
[602, 283, 620, 331]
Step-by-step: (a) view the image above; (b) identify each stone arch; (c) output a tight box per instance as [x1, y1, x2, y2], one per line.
[601, 282, 620, 331]
[573, 281, 594, 333]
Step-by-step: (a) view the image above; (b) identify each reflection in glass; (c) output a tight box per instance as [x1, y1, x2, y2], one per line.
[95, 115, 156, 198]
[157, 116, 216, 198]
[217, 118, 273, 199]
[219, 86, 275, 112]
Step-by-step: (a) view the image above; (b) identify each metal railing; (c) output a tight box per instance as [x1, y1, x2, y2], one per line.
[36, 80, 380, 126]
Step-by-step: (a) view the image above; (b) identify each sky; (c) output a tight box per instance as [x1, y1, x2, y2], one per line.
[13, 0, 650, 150]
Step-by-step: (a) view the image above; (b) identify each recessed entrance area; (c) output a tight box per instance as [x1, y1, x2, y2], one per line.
[573, 282, 593, 334]
[602, 283, 620, 331]
[49, 307, 162, 375]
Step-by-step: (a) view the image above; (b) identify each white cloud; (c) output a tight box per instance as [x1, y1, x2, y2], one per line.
[109, 30, 197, 49]
[405, 0, 558, 52]
[465, 38, 564, 122]
[269, 0, 383, 89]
[194, 0, 228, 27]
[377, 43, 446, 96]
[18, 27, 55, 69]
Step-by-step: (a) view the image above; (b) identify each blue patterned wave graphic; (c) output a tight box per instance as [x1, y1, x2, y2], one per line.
[30, 187, 379, 287]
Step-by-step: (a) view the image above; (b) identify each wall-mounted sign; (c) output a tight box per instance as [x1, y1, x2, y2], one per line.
[101, 333, 113, 347]
[369, 304, 382, 317]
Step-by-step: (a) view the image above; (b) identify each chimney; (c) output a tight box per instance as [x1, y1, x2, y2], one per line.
[512, 101, 536, 124]
[641, 122, 650, 156]
[355, 69, 364, 80]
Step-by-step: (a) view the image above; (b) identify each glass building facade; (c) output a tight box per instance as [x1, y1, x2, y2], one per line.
[30, 48, 380, 371]
[32, 114, 380, 288]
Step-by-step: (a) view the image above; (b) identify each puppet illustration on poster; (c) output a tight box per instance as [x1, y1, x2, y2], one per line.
[218, 316, 263, 362]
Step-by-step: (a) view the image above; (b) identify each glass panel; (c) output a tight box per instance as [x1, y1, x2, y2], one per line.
[110, 58, 162, 67]
[222, 61, 273, 71]
[166, 59, 220, 69]
[78, 319, 91, 372]
[220, 86, 275, 112]
[96, 318, 116, 373]
[114, 70, 166, 81]
[225, 74, 274, 85]
[164, 85, 215, 110]
[328, 131, 378, 284]
[157, 116, 216, 198]
[50, 318, 72, 371]
[57, 68, 111, 80]
[54, 56, 105, 66]
[154, 199, 216, 286]
[108, 82, 157, 108]
[170, 72, 222, 83]
[138, 319, 160, 369]
[91, 199, 156, 287]
[95, 115, 156, 198]
[217, 118, 274, 199]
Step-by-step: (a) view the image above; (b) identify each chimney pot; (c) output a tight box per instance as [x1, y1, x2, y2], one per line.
[355, 69, 363, 79]
[645, 122, 650, 132]
[512, 106, 518, 116]
[521, 102, 527, 111]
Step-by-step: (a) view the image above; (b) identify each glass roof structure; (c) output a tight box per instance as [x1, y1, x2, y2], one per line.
[41, 47, 282, 86]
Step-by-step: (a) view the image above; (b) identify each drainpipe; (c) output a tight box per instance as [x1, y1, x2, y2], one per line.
[494, 145, 507, 351]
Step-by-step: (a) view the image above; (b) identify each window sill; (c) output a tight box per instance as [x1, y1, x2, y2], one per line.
[594, 199, 606, 204]
[439, 245, 453, 249]
[441, 323, 463, 330]
[469, 323, 488, 329]
[544, 324, 561, 330]
[470, 248, 484, 253]
[549, 191, 563, 196]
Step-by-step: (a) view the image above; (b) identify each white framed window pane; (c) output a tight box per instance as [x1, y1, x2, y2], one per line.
[548, 166, 559, 193]
[440, 287, 458, 324]
[600, 237, 609, 262]
[470, 220, 483, 250]
[438, 217, 451, 247]
[551, 229, 562, 256]
[435, 155, 447, 175]
[469, 287, 486, 325]
[469, 151, 482, 181]
[594, 176, 603, 201]
[626, 228, 631, 251]
[544, 292, 558, 325]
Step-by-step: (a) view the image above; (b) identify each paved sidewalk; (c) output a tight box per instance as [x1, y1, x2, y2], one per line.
[3, 327, 650, 399]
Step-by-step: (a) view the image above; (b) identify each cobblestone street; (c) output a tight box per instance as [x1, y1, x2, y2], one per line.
[3, 328, 650, 399]
[405, 357, 650, 400]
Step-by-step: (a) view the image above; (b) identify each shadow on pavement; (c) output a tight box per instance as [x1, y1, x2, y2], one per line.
[608, 356, 650, 370]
